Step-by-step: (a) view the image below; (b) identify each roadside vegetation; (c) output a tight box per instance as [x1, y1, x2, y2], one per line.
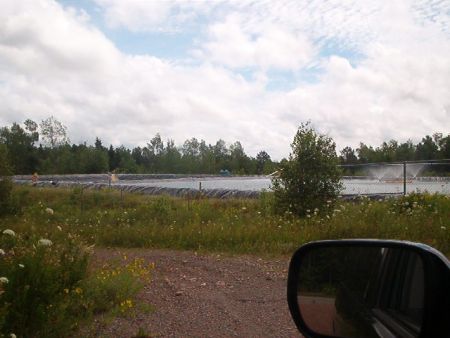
[0, 189, 154, 337]
[1, 183, 449, 337]
[2, 186, 448, 257]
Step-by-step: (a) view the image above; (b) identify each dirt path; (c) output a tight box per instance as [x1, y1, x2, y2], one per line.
[83, 248, 301, 338]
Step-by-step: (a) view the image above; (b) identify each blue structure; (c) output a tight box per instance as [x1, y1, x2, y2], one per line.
[219, 169, 231, 177]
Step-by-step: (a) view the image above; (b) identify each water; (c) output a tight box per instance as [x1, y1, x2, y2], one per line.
[115, 177, 270, 191]
[14, 174, 450, 196]
[115, 176, 450, 195]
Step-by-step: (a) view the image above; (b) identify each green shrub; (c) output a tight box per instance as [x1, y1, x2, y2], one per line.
[0, 226, 153, 337]
[0, 230, 89, 337]
[272, 122, 342, 217]
[0, 145, 15, 216]
[77, 257, 152, 316]
[147, 195, 174, 222]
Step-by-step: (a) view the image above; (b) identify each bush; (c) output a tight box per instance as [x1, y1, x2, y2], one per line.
[0, 230, 89, 337]
[272, 122, 342, 216]
[0, 145, 14, 216]
[78, 257, 152, 315]
[0, 225, 153, 337]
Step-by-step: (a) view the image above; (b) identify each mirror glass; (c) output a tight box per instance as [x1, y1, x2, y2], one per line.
[296, 246, 424, 338]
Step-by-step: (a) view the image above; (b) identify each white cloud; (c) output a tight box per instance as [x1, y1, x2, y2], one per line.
[94, 0, 216, 32]
[0, 0, 449, 161]
[197, 13, 315, 71]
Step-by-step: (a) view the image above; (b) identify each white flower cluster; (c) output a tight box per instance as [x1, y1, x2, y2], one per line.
[2, 229, 15, 237]
[45, 208, 54, 215]
[0, 277, 9, 284]
[38, 239, 53, 247]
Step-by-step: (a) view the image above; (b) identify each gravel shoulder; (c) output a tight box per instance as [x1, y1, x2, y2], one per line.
[82, 248, 301, 338]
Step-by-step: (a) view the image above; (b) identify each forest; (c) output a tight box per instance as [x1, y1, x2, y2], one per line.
[0, 117, 449, 175]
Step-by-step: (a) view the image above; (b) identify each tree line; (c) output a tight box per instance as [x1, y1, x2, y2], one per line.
[0, 117, 276, 175]
[0, 117, 449, 175]
[339, 135, 450, 164]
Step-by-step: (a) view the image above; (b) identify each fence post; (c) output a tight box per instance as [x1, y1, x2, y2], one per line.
[403, 162, 407, 196]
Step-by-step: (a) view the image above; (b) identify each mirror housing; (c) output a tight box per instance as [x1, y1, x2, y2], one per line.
[287, 240, 450, 338]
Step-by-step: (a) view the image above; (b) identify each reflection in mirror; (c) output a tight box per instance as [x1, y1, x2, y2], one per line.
[297, 246, 424, 338]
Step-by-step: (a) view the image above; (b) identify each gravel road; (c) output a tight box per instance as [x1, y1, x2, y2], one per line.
[83, 248, 301, 338]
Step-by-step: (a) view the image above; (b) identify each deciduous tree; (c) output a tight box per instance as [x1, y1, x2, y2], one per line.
[272, 122, 342, 216]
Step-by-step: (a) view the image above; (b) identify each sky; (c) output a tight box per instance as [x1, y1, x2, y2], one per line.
[0, 0, 449, 160]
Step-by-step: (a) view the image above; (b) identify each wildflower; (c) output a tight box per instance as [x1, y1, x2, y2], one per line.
[74, 287, 83, 294]
[45, 208, 54, 215]
[441, 226, 446, 230]
[10, 334, 16, 338]
[2, 229, 15, 237]
[57, 225, 62, 231]
[0, 277, 9, 284]
[241, 207, 247, 211]
[18, 264, 24, 268]
[38, 238, 53, 247]
[82, 244, 95, 255]
[0, 249, 5, 256]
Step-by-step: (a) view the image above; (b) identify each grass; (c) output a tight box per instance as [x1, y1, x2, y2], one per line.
[2, 185, 449, 257]
[1, 185, 449, 336]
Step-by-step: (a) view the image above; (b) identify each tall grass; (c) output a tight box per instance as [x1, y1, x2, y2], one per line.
[0, 189, 154, 337]
[2, 186, 449, 257]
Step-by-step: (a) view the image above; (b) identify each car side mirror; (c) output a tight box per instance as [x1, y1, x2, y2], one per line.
[287, 240, 450, 338]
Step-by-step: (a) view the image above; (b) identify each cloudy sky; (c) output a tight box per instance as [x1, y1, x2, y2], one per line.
[1, 0, 449, 159]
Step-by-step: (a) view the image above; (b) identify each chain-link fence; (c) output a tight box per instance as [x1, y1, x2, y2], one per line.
[339, 160, 450, 196]
[13, 160, 450, 198]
